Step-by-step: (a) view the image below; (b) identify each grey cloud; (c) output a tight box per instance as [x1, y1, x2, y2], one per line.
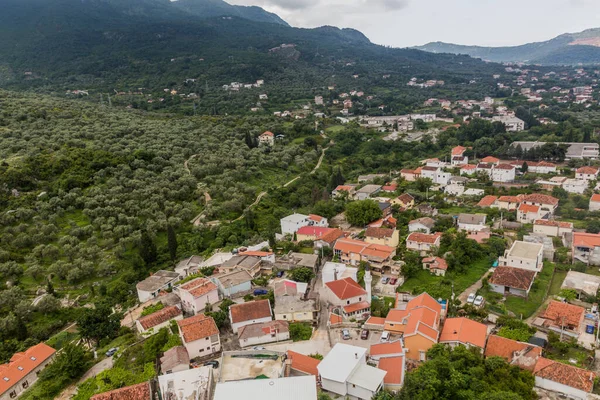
[254, 0, 319, 10]
[377, 0, 410, 10]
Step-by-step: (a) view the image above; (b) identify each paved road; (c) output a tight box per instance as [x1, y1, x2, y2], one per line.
[56, 357, 113, 400]
[457, 267, 495, 303]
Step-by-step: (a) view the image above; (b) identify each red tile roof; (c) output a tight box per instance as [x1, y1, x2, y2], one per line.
[260, 131, 274, 137]
[177, 314, 219, 343]
[518, 203, 539, 213]
[0, 344, 56, 396]
[489, 266, 536, 291]
[239, 250, 273, 257]
[591, 194, 600, 203]
[365, 227, 395, 239]
[407, 232, 442, 244]
[573, 232, 600, 248]
[90, 382, 151, 400]
[333, 238, 395, 260]
[370, 340, 404, 356]
[439, 317, 487, 348]
[334, 185, 354, 192]
[498, 195, 521, 202]
[520, 193, 559, 206]
[422, 256, 448, 271]
[397, 193, 414, 203]
[229, 299, 272, 324]
[365, 316, 386, 326]
[238, 320, 289, 340]
[288, 351, 320, 376]
[477, 195, 498, 207]
[495, 163, 515, 170]
[534, 357, 595, 393]
[576, 166, 599, 175]
[179, 278, 217, 298]
[343, 301, 371, 314]
[378, 356, 404, 385]
[481, 156, 500, 163]
[484, 335, 541, 371]
[319, 228, 344, 244]
[540, 300, 585, 328]
[329, 313, 342, 325]
[534, 219, 573, 229]
[325, 277, 367, 300]
[461, 164, 477, 170]
[138, 305, 182, 330]
[308, 214, 325, 222]
[452, 145, 466, 156]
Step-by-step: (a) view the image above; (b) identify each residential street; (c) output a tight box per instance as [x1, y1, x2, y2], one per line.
[56, 356, 113, 400]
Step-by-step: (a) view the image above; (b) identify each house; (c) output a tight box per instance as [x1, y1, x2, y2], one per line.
[385, 293, 442, 361]
[158, 367, 213, 400]
[528, 161, 557, 174]
[381, 183, 398, 193]
[364, 227, 400, 248]
[368, 341, 406, 391]
[492, 116, 525, 131]
[451, 156, 468, 167]
[560, 271, 600, 299]
[533, 220, 573, 237]
[229, 299, 273, 333]
[317, 343, 386, 400]
[460, 164, 477, 176]
[481, 156, 500, 165]
[416, 203, 438, 216]
[575, 166, 599, 181]
[90, 382, 152, 400]
[275, 252, 320, 271]
[499, 241, 544, 273]
[333, 238, 396, 275]
[451, 146, 466, 157]
[457, 213, 487, 232]
[562, 178, 588, 194]
[354, 185, 382, 200]
[214, 376, 317, 400]
[420, 166, 451, 185]
[239, 250, 275, 263]
[400, 169, 420, 182]
[422, 256, 448, 276]
[0, 344, 56, 400]
[477, 195, 498, 208]
[491, 164, 516, 182]
[238, 320, 290, 348]
[484, 335, 541, 371]
[287, 350, 320, 376]
[280, 213, 328, 235]
[321, 262, 358, 286]
[136, 305, 183, 335]
[358, 174, 387, 183]
[177, 314, 220, 359]
[439, 317, 487, 351]
[209, 269, 253, 298]
[537, 300, 585, 337]
[533, 357, 595, 400]
[496, 195, 521, 211]
[136, 270, 181, 303]
[258, 131, 275, 146]
[368, 214, 397, 229]
[392, 193, 415, 209]
[517, 203, 541, 224]
[520, 194, 559, 216]
[175, 278, 218, 315]
[444, 183, 465, 196]
[408, 217, 436, 234]
[175, 255, 204, 278]
[332, 185, 356, 198]
[489, 266, 536, 298]
[221, 255, 262, 277]
[273, 296, 319, 323]
[406, 232, 442, 255]
[324, 277, 370, 317]
[377, 201, 393, 216]
[160, 346, 190, 374]
[273, 279, 308, 297]
[572, 232, 600, 265]
[590, 193, 600, 212]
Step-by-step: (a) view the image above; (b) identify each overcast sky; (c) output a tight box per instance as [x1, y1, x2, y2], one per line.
[229, 0, 600, 47]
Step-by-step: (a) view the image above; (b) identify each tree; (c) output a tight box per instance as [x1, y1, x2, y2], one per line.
[76, 303, 121, 346]
[139, 229, 157, 266]
[552, 186, 568, 201]
[289, 267, 315, 283]
[167, 224, 178, 262]
[46, 279, 55, 296]
[521, 162, 528, 173]
[345, 200, 382, 227]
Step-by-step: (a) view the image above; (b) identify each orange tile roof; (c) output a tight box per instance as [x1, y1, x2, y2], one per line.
[138, 305, 182, 330]
[400, 169, 417, 175]
[177, 314, 219, 343]
[521, 193, 559, 206]
[239, 250, 273, 257]
[481, 156, 499, 163]
[461, 164, 477, 170]
[406, 232, 442, 244]
[518, 203, 539, 213]
[477, 195, 498, 207]
[261, 131, 274, 137]
[365, 316, 386, 326]
[452, 145, 466, 156]
[0, 343, 56, 396]
[422, 256, 448, 271]
[325, 277, 367, 300]
[378, 356, 404, 385]
[397, 193, 414, 203]
[288, 351, 320, 376]
[370, 340, 404, 356]
[329, 313, 342, 325]
[534, 357, 595, 393]
[343, 301, 371, 314]
[179, 278, 218, 298]
[439, 317, 487, 348]
[495, 163, 515, 170]
[90, 382, 151, 400]
[229, 299, 272, 324]
[308, 214, 325, 222]
[591, 193, 600, 203]
[573, 232, 600, 248]
[333, 238, 395, 259]
[498, 196, 521, 202]
[319, 228, 344, 244]
[335, 185, 354, 192]
[297, 226, 331, 237]
[365, 227, 394, 239]
[540, 300, 585, 327]
[534, 219, 573, 229]
[489, 266, 536, 291]
[576, 166, 599, 175]
[484, 335, 541, 371]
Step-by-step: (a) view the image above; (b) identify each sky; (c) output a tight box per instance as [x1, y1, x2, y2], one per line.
[228, 0, 600, 48]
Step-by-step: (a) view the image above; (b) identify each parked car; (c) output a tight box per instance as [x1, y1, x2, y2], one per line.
[105, 348, 118, 357]
[474, 295, 485, 307]
[342, 329, 351, 340]
[203, 360, 219, 369]
[381, 277, 389, 284]
[389, 278, 397, 285]
[467, 293, 476, 304]
[253, 289, 268, 296]
[360, 329, 369, 340]
[276, 271, 284, 278]
[252, 346, 266, 351]
[380, 331, 390, 342]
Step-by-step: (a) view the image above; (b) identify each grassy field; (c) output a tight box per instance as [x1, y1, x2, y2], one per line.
[549, 269, 568, 296]
[503, 262, 555, 319]
[399, 258, 492, 300]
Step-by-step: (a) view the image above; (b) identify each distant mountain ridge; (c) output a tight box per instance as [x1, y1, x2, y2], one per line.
[414, 28, 600, 65]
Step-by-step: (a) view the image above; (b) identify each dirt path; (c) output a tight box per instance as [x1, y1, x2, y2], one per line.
[457, 267, 495, 303]
[56, 357, 114, 400]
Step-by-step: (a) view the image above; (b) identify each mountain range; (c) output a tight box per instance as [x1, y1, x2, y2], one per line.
[414, 28, 600, 65]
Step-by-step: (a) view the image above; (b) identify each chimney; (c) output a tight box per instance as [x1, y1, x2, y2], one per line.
[355, 353, 358, 359]
[334, 268, 338, 281]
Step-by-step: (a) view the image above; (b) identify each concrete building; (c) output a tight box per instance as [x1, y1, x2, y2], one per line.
[510, 142, 599, 160]
[562, 178, 587, 194]
[178, 314, 220, 360]
[219, 255, 262, 278]
[560, 271, 600, 300]
[406, 232, 442, 255]
[323, 277, 370, 318]
[499, 241, 544, 273]
[158, 367, 213, 400]
[238, 320, 290, 348]
[136, 270, 180, 303]
[533, 358, 595, 400]
[333, 238, 396, 276]
[489, 266, 536, 298]
[457, 213, 487, 232]
[280, 213, 328, 235]
[590, 194, 600, 212]
[321, 262, 358, 286]
[229, 299, 273, 333]
[422, 256, 448, 276]
[532, 220, 573, 237]
[175, 277, 219, 315]
[273, 296, 318, 323]
[354, 185, 382, 200]
[258, 131, 275, 146]
[317, 344, 386, 400]
[0, 344, 56, 400]
[136, 305, 183, 335]
[160, 346, 190, 375]
[572, 232, 600, 265]
[175, 255, 204, 278]
[209, 269, 253, 298]
[214, 376, 317, 400]
[408, 217, 436, 234]
[492, 116, 525, 131]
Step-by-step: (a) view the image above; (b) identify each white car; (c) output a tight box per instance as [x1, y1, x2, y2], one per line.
[474, 295, 484, 307]
[466, 293, 476, 304]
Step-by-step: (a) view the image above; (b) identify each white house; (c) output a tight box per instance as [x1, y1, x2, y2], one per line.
[517, 203, 543, 224]
[229, 299, 273, 333]
[324, 277, 370, 318]
[575, 166, 599, 181]
[562, 178, 587, 194]
[177, 314, 221, 359]
[258, 131, 275, 146]
[492, 116, 525, 132]
[158, 366, 213, 400]
[238, 320, 290, 348]
[175, 255, 204, 278]
[318, 344, 386, 400]
[406, 232, 442, 255]
[590, 194, 600, 212]
[136, 305, 183, 335]
[420, 166, 451, 185]
[408, 217, 436, 234]
[533, 220, 573, 237]
[160, 346, 190, 375]
[491, 164, 516, 182]
[136, 270, 181, 303]
[214, 376, 317, 400]
[175, 277, 219, 315]
[489, 266, 536, 298]
[0, 344, 56, 400]
[457, 213, 487, 232]
[321, 262, 358, 286]
[499, 241, 544, 273]
[209, 269, 253, 298]
[533, 358, 595, 400]
[280, 213, 328, 235]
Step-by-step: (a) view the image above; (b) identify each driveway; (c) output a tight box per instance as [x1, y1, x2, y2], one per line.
[56, 357, 113, 399]
[329, 327, 381, 349]
[457, 268, 494, 304]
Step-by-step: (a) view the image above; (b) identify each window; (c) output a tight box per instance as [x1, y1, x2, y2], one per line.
[206, 347, 210, 351]
[17, 366, 23, 371]
[205, 337, 209, 340]
[10, 391, 17, 399]
[200, 348, 204, 352]
[419, 351, 426, 361]
[30, 356, 36, 361]
[22, 381, 29, 389]
[347, 300, 350, 305]
[358, 297, 361, 301]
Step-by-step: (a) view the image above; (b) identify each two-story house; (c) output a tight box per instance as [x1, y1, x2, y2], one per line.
[175, 278, 219, 315]
[177, 314, 221, 359]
